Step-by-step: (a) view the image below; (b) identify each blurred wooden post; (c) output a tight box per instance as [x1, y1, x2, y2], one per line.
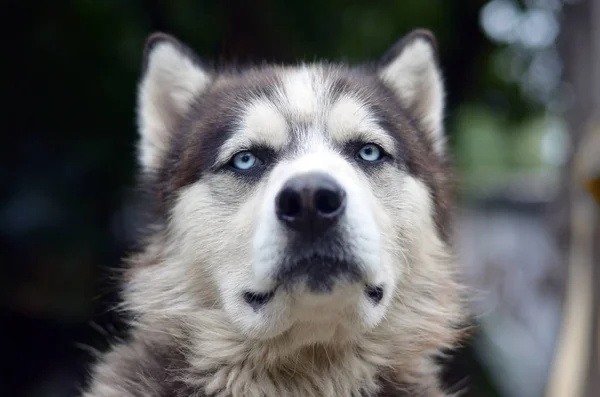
[545, 0, 600, 396]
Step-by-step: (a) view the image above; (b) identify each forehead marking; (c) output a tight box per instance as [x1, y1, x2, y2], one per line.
[328, 95, 396, 151]
[242, 100, 288, 147]
[217, 98, 289, 163]
[216, 99, 288, 164]
[280, 67, 319, 117]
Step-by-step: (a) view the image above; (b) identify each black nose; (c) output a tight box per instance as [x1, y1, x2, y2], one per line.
[275, 172, 346, 235]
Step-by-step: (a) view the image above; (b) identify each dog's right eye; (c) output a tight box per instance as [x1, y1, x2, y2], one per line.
[231, 151, 258, 170]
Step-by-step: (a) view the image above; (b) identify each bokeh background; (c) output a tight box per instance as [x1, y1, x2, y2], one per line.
[2, 0, 599, 396]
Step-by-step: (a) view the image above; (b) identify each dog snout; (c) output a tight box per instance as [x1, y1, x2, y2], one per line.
[275, 172, 346, 236]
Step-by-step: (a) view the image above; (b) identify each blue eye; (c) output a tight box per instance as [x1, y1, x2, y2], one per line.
[357, 144, 383, 162]
[231, 151, 257, 170]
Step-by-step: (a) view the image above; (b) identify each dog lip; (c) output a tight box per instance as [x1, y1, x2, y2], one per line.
[243, 290, 275, 311]
[277, 254, 363, 293]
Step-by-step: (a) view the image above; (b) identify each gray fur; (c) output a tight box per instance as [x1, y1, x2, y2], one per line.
[83, 30, 467, 397]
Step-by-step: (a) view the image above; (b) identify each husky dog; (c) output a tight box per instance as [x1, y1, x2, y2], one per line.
[83, 29, 466, 397]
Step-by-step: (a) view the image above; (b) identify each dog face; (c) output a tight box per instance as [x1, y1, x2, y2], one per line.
[133, 31, 452, 347]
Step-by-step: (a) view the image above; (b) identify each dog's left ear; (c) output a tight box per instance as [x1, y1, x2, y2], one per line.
[137, 33, 211, 172]
[379, 29, 445, 154]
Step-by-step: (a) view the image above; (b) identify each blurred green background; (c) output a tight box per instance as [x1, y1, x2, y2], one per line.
[1, 0, 580, 396]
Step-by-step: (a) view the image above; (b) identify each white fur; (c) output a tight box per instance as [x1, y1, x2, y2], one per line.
[85, 32, 465, 397]
[115, 170, 463, 397]
[153, 66, 445, 350]
[154, 65, 447, 348]
[138, 40, 211, 170]
[253, 150, 384, 284]
[328, 94, 396, 152]
[217, 99, 289, 164]
[280, 67, 319, 117]
[249, 149, 392, 336]
[379, 38, 445, 154]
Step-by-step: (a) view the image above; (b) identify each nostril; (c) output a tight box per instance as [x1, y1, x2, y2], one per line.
[315, 188, 344, 215]
[277, 188, 302, 218]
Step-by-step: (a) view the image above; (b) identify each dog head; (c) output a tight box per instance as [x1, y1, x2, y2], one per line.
[130, 30, 459, 352]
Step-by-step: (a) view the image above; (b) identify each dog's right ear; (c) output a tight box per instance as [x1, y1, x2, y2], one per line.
[378, 30, 445, 155]
[137, 33, 211, 172]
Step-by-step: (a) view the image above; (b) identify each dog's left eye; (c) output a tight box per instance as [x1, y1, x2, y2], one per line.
[231, 151, 258, 170]
[357, 144, 383, 162]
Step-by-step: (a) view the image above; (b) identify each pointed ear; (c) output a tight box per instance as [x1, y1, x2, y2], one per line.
[378, 29, 446, 154]
[137, 33, 211, 171]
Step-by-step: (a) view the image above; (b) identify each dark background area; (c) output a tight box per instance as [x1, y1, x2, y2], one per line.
[2, 0, 592, 396]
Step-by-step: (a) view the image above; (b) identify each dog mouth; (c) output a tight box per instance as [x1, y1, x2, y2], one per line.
[243, 284, 384, 310]
[244, 252, 384, 310]
[278, 255, 363, 292]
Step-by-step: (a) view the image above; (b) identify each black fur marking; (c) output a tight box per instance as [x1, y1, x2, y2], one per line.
[366, 285, 384, 304]
[86, 30, 462, 397]
[351, 75, 454, 243]
[277, 232, 363, 292]
[278, 255, 363, 293]
[151, 69, 283, 211]
[138, 33, 453, 259]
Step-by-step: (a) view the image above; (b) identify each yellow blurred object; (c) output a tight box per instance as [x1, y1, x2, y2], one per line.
[545, 123, 599, 397]
[586, 176, 600, 204]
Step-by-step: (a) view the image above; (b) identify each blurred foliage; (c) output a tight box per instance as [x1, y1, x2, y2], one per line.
[0, 0, 559, 396]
